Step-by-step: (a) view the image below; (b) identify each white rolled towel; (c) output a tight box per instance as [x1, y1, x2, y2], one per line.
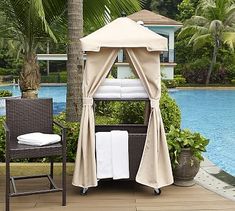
[102, 79, 122, 87]
[121, 86, 146, 93]
[95, 86, 121, 94]
[17, 132, 61, 146]
[93, 93, 121, 99]
[121, 79, 143, 87]
[121, 92, 148, 99]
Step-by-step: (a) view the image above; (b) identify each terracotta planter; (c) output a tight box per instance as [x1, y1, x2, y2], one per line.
[173, 148, 200, 186]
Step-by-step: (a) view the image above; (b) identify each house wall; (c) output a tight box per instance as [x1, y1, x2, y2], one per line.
[147, 26, 178, 63]
[116, 63, 174, 80]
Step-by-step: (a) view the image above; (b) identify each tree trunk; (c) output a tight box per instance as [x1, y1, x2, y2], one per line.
[206, 43, 218, 85]
[66, 0, 83, 122]
[19, 54, 40, 98]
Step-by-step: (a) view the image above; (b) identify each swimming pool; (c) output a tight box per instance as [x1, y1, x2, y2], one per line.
[0, 85, 66, 115]
[1, 85, 235, 176]
[170, 89, 235, 176]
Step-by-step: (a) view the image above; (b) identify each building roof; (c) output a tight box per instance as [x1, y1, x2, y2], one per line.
[80, 17, 167, 52]
[128, 9, 182, 26]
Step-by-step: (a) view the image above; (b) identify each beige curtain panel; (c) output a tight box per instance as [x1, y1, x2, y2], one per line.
[72, 17, 173, 189]
[72, 48, 119, 188]
[126, 48, 173, 188]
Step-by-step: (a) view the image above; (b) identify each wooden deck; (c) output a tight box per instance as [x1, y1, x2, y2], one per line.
[0, 176, 235, 211]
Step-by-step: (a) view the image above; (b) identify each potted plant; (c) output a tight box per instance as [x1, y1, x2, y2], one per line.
[167, 126, 209, 186]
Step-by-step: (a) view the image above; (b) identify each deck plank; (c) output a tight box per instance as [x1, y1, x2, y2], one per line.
[0, 176, 234, 211]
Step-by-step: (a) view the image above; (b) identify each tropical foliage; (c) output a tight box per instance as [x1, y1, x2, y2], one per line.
[167, 126, 209, 167]
[142, 0, 182, 19]
[178, 0, 235, 84]
[0, 0, 66, 98]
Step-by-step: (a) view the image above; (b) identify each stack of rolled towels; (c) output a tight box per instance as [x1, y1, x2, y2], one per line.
[95, 130, 129, 180]
[17, 132, 61, 146]
[94, 79, 148, 99]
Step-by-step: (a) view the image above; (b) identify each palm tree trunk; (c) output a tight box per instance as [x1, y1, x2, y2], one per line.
[66, 0, 83, 122]
[19, 54, 40, 98]
[206, 43, 218, 85]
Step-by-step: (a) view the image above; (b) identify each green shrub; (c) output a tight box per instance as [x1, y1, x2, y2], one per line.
[174, 77, 186, 86]
[174, 74, 183, 78]
[0, 116, 5, 162]
[160, 91, 181, 133]
[53, 112, 79, 162]
[161, 82, 168, 94]
[95, 115, 120, 125]
[41, 71, 67, 83]
[231, 79, 235, 85]
[115, 101, 145, 124]
[0, 90, 12, 97]
[162, 79, 177, 88]
[167, 126, 209, 168]
[0, 68, 18, 76]
[95, 101, 118, 117]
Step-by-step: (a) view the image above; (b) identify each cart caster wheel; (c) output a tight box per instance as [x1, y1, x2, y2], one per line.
[154, 188, 161, 196]
[80, 188, 88, 196]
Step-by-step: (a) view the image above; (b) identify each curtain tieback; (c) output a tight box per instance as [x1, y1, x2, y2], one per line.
[150, 98, 159, 108]
[83, 97, 93, 106]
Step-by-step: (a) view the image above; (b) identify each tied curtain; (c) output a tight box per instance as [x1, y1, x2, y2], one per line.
[126, 48, 173, 188]
[72, 48, 119, 188]
[72, 47, 173, 188]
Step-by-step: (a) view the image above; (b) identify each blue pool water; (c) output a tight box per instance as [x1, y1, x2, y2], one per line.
[1, 85, 235, 176]
[0, 85, 66, 115]
[170, 89, 235, 176]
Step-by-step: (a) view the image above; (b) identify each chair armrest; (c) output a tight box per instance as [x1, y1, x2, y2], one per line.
[53, 120, 66, 145]
[3, 121, 10, 133]
[53, 120, 67, 130]
[3, 121, 10, 151]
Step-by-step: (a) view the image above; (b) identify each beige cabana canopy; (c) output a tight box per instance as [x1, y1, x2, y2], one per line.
[72, 17, 173, 189]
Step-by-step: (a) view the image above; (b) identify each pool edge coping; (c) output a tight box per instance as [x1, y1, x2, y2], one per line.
[176, 86, 235, 90]
[195, 158, 235, 201]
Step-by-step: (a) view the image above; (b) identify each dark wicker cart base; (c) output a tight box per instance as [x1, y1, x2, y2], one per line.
[80, 125, 161, 196]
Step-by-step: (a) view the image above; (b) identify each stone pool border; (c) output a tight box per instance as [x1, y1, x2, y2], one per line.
[195, 158, 235, 201]
[177, 86, 235, 90]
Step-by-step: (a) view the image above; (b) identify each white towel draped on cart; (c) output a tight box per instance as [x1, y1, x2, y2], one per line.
[95, 130, 129, 180]
[111, 130, 129, 179]
[95, 132, 113, 179]
[17, 132, 61, 146]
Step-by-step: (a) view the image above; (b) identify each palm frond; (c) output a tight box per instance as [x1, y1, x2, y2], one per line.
[223, 31, 235, 50]
[83, 0, 141, 32]
[178, 25, 208, 40]
[191, 34, 212, 50]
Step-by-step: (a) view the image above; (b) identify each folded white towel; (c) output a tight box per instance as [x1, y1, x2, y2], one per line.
[102, 79, 122, 87]
[93, 93, 121, 99]
[95, 132, 113, 179]
[121, 92, 148, 99]
[121, 86, 146, 93]
[121, 79, 143, 87]
[17, 132, 61, 146]
[111, 130, 129, 180]
[96, 86, 121, 94]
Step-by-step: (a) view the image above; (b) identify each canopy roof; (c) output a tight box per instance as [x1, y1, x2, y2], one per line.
[80, 17, 168, 52]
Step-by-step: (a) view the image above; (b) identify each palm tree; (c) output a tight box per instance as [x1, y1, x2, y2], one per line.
[0, 0, 66, 98]
[178, 0, 235, 85]
[66, 0, 141, 121]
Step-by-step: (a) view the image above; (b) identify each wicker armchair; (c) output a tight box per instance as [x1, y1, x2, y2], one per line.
[4, 98, 66, 211]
